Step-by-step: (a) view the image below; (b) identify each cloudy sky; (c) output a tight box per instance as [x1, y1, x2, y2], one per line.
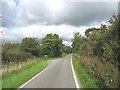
[0, 0, 118, 46]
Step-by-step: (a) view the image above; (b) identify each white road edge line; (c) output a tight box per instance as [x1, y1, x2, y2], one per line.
[70, 55, 80, 88]
[18, 59, 61, 88]
[19, 66, 50, 88]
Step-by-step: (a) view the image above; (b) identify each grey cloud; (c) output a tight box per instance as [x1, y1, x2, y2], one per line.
[2, 1, 118, 28]
[118, 1, 120, 15]
[51, 2, 118, 26]
[0, 1, 2, 26]
[2, 0, 18, 27]
[17, 2, 50, 25]
[60, 36, 71, 42]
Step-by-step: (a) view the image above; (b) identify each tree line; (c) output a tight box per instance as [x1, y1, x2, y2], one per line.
[2, 34, 71, 64]
[72, 15, 119, 88]
[72, 15, 119, 63]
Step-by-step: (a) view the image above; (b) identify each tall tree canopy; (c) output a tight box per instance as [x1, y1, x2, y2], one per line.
[20, 37, 40, 57]
[72, 15, 119, 63]
[41, 34, 63, 57]
[72, 32, 84, 53]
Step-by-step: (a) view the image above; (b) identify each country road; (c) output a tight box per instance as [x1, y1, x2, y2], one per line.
[19, 54, 79, 88]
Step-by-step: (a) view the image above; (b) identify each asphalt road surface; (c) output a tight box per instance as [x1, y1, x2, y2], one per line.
[20, 54, 77, 88]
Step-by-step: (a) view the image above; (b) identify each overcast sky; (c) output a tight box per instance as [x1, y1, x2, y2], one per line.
[0, 0, 118, 46]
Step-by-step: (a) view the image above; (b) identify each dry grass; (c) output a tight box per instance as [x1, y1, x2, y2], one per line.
[73, 56, 98, 88]
[75, 54, 118, 88]
[2, 58, 39, 75]
[2, 59, 47, 88]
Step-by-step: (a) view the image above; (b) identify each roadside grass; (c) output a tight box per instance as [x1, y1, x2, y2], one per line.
[2, 59, 47, 88]
[72, 55, 98, 88]
[2, 55, 66, 89]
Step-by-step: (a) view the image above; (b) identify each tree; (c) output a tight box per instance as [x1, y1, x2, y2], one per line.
[41, 34, 63, 57]
[62, 44, 72, 54]
[102, 15, 119, 62]
[2, 43, 31, 64]
[72, 32, 84, 53]
[20, 37, 40, 57]
[74, 15, 119, 63]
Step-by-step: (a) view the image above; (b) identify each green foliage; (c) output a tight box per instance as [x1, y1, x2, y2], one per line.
[2, 34, 65, 64]
[73, 55, 98, 88]
[2, 43, 32, 64]
[72, 32, 84, 53]
[72, 15, 119, 88]
[72, 15, 119, 63]
[75, 54, 118, 88]
[41, 34, 63, 57]
[2, 59, 47, 88]
[62, 44, 72, 54]
[20, 37, 40, 57]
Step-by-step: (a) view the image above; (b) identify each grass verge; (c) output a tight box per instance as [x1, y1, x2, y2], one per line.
[2, 59, 47, 88]
[2, 55, 67, 89]
[72, 55, 98, 88]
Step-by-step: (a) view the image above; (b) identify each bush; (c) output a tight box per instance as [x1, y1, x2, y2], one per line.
[20, 37, 41, 57]
[72, 15, 119, 88]
[75, 54, 118, 88]
[2, 43, 32, 64]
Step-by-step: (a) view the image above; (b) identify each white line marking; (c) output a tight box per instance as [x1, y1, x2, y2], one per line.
[70, 54, 80, 88]
[19, 59, 61, 88]
[19, 66, 49, 88]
